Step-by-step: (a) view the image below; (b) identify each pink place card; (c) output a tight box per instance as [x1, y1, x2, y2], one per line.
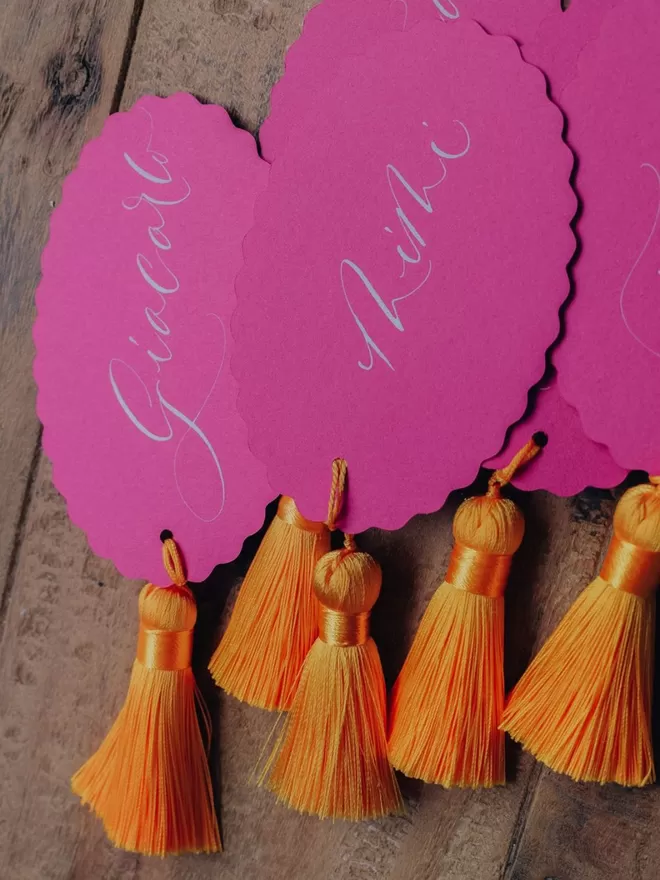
[34, 93, 274, 584]
[484, 0, 627, 496]
[523, 0, 616, 99]
[234, 21, 576, 533]
[259, 0, 559, 164]
[556, 0, 660, 474]
[486, 374, 627, 495]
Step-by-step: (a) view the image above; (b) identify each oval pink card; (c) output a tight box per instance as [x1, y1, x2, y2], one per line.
[522, 0, 616, 100]
[488, 0, 626, 496]
[557, 0, 660, 473]
[34, 94, 273, 584]
[234, 21, 576, 532]
[260, 0, 558, 163]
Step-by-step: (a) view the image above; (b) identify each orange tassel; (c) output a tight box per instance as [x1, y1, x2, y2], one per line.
[387, 436, 544, 788]
[501, 479, 660, 787]
[262, 460, 403, 820]
[209, 497, 329, 710]
[72, 535, 221, 856]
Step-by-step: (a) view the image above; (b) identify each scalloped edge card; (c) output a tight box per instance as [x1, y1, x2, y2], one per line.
[483, 0, 627, 496]
[259, 0, 559, 164]
[557, 0, 660, 474]
[34, 94, 274, 584]
[234, 21, 576, 532]
[523, 0, 616, 100]
[485, 373, 627, 495]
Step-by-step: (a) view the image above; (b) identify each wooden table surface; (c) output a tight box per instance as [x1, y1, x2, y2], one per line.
[1, 2, 658, 878]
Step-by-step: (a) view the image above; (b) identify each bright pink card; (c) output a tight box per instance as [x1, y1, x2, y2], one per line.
[234, 21, 575, 532]
[485, 0, 626, 496]
[259, 0, 558, 164]
[34, 94, 273, 584]
[523, 0, 616, 99]
[557, 1, 660, 474]
[486, 374, 627, 495]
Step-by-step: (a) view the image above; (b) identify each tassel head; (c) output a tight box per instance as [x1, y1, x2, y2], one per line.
[314, 545, 381, 615]
[453, 492, 524, 556]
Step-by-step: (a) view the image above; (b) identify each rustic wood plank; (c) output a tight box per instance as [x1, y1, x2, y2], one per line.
[0, 0, 140, 626]
[0, 1, 640, 879]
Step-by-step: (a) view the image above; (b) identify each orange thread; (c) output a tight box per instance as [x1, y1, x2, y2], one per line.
[162, 537, 186, 586]
[488, 435, 544, 496]
[326, 458, 348, 530]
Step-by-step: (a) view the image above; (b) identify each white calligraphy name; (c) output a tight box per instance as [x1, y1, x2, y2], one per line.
[109, 109, 226, 522]
[394, 0, 460, 30]
[620, 162, 660, 358]
[341, 119, 471, 370]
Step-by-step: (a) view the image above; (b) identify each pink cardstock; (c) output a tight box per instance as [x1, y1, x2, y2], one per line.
[259, 0, 559, 164]
[234, 21, 576, 532]
[557, 1, 660, 473]
[34, 94, 274, 584]
[485, 374, 627, 495]
[485, 0, 626, 495]
[523, 0, 616, 99]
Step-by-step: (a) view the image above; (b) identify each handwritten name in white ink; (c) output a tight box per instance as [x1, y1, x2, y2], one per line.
[391, 0, 460, 31]
[620, 162, 660, 358]
[109, 109, 226, 521]
[341, 119, 471, 370]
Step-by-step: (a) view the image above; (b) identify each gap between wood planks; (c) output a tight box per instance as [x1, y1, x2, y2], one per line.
[501, 762, 545, 879]
[0, 0, 146, 647]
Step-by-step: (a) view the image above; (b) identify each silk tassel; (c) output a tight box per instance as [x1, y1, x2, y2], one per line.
[387, 436, 544, 788]
[501, 479, 660, 786]
[262, 460, 403, 820]
[209, 497, 329, 710]
[72, 535, 221, 855]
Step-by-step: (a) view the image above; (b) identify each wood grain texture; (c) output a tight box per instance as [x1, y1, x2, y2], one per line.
[0, 1, 653, 879]
[0, 0, 138, 626]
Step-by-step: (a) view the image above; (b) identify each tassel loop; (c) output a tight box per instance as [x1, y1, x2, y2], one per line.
[161, 533, 187, 586]
[488, 431, 546, 497]
[326, 457, 348, 530]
